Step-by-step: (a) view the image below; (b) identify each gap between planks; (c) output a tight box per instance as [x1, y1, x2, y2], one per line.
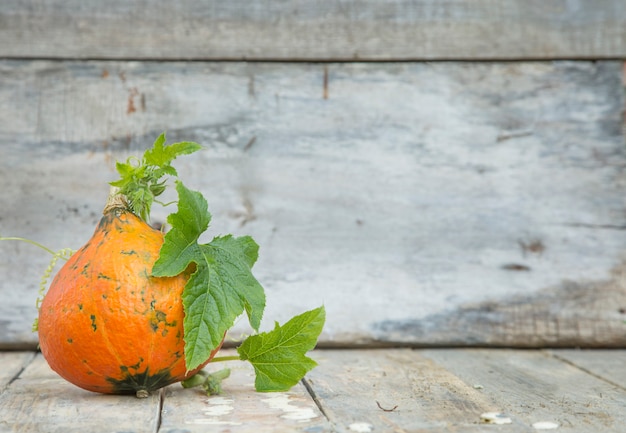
[154, 388, 165, 433]
[0, 352, 36, 393]
[547, 349, 626, 392]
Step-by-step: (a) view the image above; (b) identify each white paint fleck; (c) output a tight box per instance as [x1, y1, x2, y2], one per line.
[480, 412, 512, 425]
[185, 396, 242, 426]
[261, 392, 318, 423]
[533, 421, 559, 430]
[349, 422, 374, 432]
[187, 419, 242, 426]
[204, 397, 235, 417]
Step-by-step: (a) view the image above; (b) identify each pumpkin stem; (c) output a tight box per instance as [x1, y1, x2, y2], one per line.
[135, 389, 150, 399]
[103, 186, 130, 215]
[181, 369, 231, 396]
[208, 355, 241, 363]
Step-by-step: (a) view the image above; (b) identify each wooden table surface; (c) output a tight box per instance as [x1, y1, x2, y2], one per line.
[2, 348, 626, 433]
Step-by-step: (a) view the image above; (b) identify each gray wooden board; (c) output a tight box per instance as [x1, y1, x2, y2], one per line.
[305, 349, 531, 432]
[549, 349, 626, 390]
[0, 352, 35, 392]
[420, 349, 626, 432]
[2, 0, 626, 60]
[0, 353, 161, 433]
[159, 349, 330, 433]
[1, 60, 625, 348]
[2, 349, 626, 432]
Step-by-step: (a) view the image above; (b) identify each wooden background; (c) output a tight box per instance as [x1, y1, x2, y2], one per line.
[1, 1, 625, 350]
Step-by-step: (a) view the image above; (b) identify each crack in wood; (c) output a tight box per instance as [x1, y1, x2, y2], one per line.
[154, 388, 165, 433]
[301, 377, 331, 423]
[4, 352, 37, 391]
[548, 351, 626, 393]
[558, 223, 626, 230]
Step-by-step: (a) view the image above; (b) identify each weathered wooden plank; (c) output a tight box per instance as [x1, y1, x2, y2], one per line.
[2, 350, 626, 432]
[0, 353, 161, 433]
[0, 352, 35, 392]
[159, 349, 330, 432]
[1, 60, 625, 348]
[306, 349, 531, 432]
[420, 349, 626, 432]
[2, 0, 626, 60]
[549, 349, 626, 390]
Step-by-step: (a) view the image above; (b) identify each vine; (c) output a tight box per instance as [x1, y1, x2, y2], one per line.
[0, 235, 74, 331]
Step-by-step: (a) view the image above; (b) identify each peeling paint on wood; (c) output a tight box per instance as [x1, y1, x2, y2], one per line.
[159, 350, 330, 432]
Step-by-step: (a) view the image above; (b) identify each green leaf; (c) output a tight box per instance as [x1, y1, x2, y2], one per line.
[237, 306, 325, 392]
[113, 160, 134, 179]
[144, 133, 202, 168]
[109, 133, 202, 221]
[152, 181, 266, 372]
[206, 235, 264, 331]
[152, 181, 210, 277]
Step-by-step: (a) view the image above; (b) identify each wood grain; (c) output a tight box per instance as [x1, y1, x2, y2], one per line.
[549, 350, 626, 390]
[374, 270, 626, 348]
[0, 354, 161, 433]
[0, 352, 35, 392]
[421, 349, 626, 432]
[1, 60, 625, 348]
[2, 0, 626, 60]
[306, 349, 531, 432]
[3, 350, 626, 432]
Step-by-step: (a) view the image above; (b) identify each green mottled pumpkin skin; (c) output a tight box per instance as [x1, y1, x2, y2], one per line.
[38, 210, 221, 395]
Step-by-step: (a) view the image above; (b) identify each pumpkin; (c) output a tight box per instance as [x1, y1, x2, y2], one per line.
[37, 195, 221, 396]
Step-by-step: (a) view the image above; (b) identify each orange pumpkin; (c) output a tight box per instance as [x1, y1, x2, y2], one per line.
[38, 198, 220, 396]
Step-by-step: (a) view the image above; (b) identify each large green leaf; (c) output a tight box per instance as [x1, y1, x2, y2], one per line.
[152, 181, 266, 371]
[237, 306, 326, 392]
